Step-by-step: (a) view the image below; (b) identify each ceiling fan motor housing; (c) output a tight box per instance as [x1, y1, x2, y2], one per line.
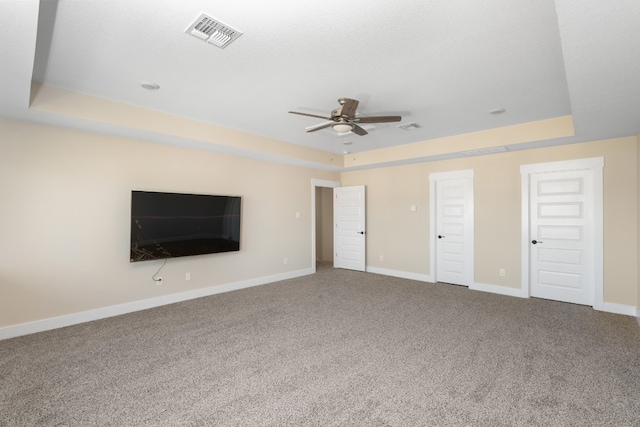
[288, 97, 401, 136]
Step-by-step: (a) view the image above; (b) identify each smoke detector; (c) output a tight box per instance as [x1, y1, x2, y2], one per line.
[185, 13, 243, 49]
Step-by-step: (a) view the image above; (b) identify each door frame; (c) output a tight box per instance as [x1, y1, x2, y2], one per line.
[311, 179, 340, 273]
[429, 169, 475, 286]
[520, 157, 604, 308]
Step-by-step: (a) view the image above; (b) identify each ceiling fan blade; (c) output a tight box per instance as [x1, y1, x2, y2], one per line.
[351, 124, 368, 136]
[289, 111, 332, 120]
[339, 98, 359, 118]
[305, 121, 334, 132]
[306, 122, 334, 133]
[355, 115, 402, 123]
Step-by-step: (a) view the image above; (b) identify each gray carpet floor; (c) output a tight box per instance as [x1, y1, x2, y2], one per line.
[1, 263, 640, 426]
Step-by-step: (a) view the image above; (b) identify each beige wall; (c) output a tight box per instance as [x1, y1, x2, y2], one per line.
[1, 117, 638, 331]
[342, 136, 639, 307]
[0, 118, 338, 327]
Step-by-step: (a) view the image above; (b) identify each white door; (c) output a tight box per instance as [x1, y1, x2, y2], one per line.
[529, 169, 594, 305]
[334, 185, 366, 271]
[431, 172, 474, 286]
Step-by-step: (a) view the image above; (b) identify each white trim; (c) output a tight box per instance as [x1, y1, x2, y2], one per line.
[310, 179, 340, 273]
[520, 167, 531, 298]
[429, 169, 475, 181]
[366, 266, 431, 283]
[368, 267, 639, 318]
[0, 268, 314, 341]
[520, 157, 604, 308]
[593, 301, 639, 317]
[311, 178, 341, 188]
[429, 169, 474, 286]
[3, 264, 634, 341]
[471, 282, 638, 317]
[470, 282, 528, 299]
[520, 157, 604, 174]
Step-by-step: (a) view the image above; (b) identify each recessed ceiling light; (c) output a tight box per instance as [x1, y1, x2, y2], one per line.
[140, 81, 160, 90]
[489, 108, 506, 115]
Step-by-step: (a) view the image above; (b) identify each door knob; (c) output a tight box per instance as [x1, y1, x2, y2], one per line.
[531, 240, 543, 244]
[438, 235, 444, 239]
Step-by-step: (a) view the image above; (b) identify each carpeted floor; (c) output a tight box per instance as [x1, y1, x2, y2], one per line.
[1, 263, 639, 426]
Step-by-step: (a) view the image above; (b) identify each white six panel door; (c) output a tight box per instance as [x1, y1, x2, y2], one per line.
[530, 169, 594, 305]
[436, 178, 472, 286]
[334, 185, 366, 271]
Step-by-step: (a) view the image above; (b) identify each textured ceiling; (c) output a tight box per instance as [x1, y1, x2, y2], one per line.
[1, 0, 639, 168]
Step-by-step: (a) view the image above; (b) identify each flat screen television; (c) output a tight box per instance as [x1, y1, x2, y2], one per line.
[130, 190, 241, 262]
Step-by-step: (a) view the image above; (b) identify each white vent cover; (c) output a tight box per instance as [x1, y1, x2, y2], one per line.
[397, 122, 420, 131]
[461, 146, 508, 156]
[185, 13, 242, 49]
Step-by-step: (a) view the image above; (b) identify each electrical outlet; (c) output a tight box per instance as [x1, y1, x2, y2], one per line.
[379, 255, 384, 261]
[499, 269, 505, 277]
[185, 272, 191, 281]
[284, 258, 288, 265]
[156, 277, 163, 286]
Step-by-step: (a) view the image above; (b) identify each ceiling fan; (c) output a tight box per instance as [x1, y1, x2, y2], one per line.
[288, 98, 401, 136]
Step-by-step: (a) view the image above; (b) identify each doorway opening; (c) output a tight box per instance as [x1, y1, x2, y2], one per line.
[311, 179, 339, 272]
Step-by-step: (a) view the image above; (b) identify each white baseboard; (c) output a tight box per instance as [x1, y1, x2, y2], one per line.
[366, 267, 640, 321]
[593, 301, 638, 317]
[472, 283, 639, 318]
[0, 268, 314, 341]
[366, 266, 431, 283]
[470, 282, 529, 298]
[4, 267, 637, 340]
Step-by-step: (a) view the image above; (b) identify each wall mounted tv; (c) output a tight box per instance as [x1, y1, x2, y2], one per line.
[130, 191, 241, 262]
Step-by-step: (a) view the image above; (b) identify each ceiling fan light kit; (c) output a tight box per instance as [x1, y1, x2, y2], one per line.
[289, 98, 401, 137]
[333, 123, 353, 133]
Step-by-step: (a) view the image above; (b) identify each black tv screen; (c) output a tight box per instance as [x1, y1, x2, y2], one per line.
[130, 191, 241, 262]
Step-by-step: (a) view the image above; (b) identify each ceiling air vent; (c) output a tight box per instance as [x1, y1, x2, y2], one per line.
[185, 13, 243, 49]
[397, 122, 420, 131]
[461, 146, 508, 156]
